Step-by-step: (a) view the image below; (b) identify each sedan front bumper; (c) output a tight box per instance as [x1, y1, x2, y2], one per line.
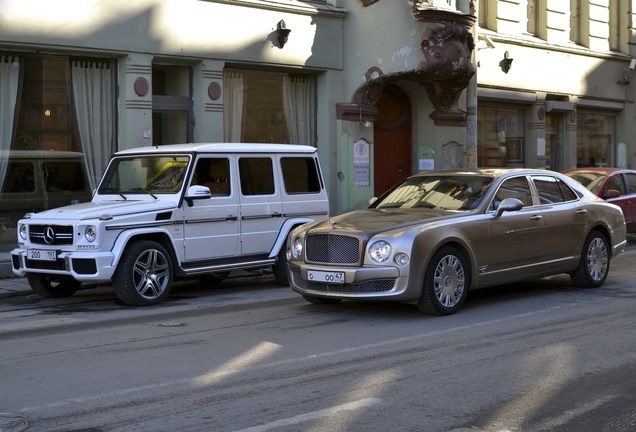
[288, 261, 419, 300]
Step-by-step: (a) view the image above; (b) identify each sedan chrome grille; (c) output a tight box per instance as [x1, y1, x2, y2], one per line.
[305, 233, 361, 265]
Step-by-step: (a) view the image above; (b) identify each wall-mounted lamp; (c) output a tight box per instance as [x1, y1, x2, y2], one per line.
[276, 20, 291, 49]
[617, 58, 636, 86]
[499, 51, 513, 74]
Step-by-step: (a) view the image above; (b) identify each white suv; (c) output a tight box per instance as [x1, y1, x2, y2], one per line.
[11, 143, 329, 306]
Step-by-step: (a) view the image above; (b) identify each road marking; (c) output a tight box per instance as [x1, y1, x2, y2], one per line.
[231, 398, 382, 432]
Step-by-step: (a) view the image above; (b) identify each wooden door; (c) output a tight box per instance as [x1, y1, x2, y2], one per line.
[373, 85, 412, 197]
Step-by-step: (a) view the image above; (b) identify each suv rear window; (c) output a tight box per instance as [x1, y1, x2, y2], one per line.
[280, 157, 321, 194]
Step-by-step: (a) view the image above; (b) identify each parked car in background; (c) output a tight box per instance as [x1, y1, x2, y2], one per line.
[287, 168, 626, 315]
[0, 150, 92, 228]
[563, 167, 636, 233]
[11, 143, 329, 306]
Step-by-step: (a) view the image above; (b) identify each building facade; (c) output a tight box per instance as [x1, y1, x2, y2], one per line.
[0, 0, 635, 249]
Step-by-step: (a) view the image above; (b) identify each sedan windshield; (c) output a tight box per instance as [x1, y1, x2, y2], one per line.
[98, 156, 190, 195]
[372, 175, 493, 211]
[565, 172, 606, 194]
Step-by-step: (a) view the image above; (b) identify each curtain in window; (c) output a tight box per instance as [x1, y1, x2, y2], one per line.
[0, 56, 20, 193]
[224, 72, 244, 142]
[282, 75, 315, 146]
[71, 61, 114, 189]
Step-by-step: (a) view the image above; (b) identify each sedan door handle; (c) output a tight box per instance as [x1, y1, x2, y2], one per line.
[226, 216, 238, 221]
[530, 215, 542, 221]
[576, 209, 588, 215]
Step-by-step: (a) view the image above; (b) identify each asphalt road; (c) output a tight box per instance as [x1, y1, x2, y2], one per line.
[1, 242, 635, 432]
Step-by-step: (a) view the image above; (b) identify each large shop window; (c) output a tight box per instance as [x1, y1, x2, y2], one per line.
[224, 69, 316, 146]
[477, 104, 526, 168]
[576, 111, 617, 167]
[0, 53, 115, 245]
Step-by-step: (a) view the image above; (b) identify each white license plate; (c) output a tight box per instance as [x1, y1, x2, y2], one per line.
[307, 270, 345, 284]
[27, 249, 58, 261]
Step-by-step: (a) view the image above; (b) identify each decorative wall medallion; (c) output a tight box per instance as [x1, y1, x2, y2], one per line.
[537, 107, 545, 121]
[208, 82, 221, 100]
[134, 77, 149, 97]
[365, 66, 383, 82]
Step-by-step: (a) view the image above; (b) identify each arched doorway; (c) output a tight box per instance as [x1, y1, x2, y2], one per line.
[374, 84, 412, 196]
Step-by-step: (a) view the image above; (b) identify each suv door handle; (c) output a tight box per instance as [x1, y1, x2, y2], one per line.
[226, 216, 238, 221]
[271, 213, 282, 218]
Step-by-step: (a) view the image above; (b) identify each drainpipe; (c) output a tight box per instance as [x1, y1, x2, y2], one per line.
[461, 0, 478, 169]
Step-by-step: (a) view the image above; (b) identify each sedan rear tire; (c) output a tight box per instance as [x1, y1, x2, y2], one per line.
[417, 246, 469, 315]
[570, 230, 609, 288]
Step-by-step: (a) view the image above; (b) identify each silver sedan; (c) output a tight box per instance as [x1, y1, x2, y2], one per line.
[287, 168, 627, 315]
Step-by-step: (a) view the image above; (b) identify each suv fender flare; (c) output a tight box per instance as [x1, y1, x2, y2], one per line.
[109, 227, 178, 268]
[268, 218, 315, 259]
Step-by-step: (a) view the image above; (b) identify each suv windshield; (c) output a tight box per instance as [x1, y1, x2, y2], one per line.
[98, 155, 190, 195]
[372, 175, 493, 211]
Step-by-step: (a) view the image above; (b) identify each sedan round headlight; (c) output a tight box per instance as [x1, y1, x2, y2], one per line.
[84, 225, 97, 243]
[19, 224, 27, 240]
[291, 237, 303, 259]
[368, 240, 391, 263]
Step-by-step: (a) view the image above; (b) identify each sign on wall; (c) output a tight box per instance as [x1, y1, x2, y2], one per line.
[354, 139, 370, 187]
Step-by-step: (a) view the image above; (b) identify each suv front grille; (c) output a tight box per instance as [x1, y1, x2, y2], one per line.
[305, 233, 360, 265]
[29, 224, 74, 246]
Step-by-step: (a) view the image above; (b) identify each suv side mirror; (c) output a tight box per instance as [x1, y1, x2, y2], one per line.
[185, 185, 211, 206]
[495, 197, 524, 217]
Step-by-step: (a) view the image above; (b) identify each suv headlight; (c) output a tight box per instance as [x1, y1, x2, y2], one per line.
[368, 240, 391, 263]
[84, 225, 97, 242]
[19, 224, 27, 240]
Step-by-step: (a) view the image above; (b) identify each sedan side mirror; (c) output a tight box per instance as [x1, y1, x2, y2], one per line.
[604, 189, 620, 199]
[495, 197, 524, 217]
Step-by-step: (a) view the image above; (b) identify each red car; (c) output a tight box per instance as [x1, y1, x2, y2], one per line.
[564, 167, 636, 233]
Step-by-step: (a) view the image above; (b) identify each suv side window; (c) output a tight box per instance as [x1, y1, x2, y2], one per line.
[193, 157, 231, 196]
[280, 157, 321, 194]
[532, 175, 577, 204]
[239, 157, 275, 195]
[43, 161, 88, 192]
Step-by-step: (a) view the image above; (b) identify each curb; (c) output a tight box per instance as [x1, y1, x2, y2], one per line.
[0, 260, 16, 279]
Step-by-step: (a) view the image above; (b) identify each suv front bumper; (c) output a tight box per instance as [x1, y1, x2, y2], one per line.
[11, 248, 117, 281]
